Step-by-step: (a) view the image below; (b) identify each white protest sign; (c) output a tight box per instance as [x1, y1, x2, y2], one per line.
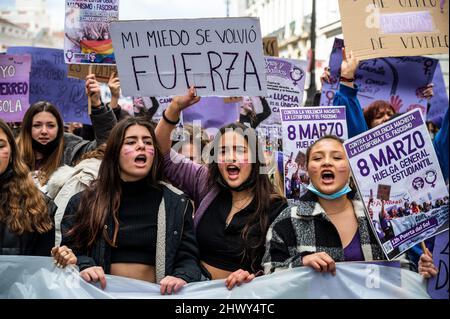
[281, 106, 348, 202]
[344, 109, 449, 260]
[110, 18, 267, 97]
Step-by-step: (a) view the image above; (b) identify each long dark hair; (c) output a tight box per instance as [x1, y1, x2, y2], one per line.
[0, 119, 51, 234]
[67, 117, 164, 249]
[208, 122, 285, 272]
[17, 101, 65, 185]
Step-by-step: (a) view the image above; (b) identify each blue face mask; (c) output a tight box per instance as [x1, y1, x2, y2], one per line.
[307, 183, 352, 200]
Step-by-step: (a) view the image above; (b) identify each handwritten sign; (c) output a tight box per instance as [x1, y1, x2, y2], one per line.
[0, 54, 31, 122]
[338, 0, 449, 60]
[345, 109, 449, 260]
[64, 0, 119, 64]
[67, 64, 118, 83]
[7, 47, 89, 124]
[263, 36, 279, 57]
[110, 18, 267, 97]
[320, 38, 438, 116]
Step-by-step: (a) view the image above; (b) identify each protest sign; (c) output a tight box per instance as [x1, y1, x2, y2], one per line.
[263, 36, 279, 57]
[428, 231, 449, 299]
[281, 106, 347, 202]
[344, 109, 449, 260]
[110, 18, 267, 97]
[7, 47, 89, 124]
[68, 64, 118, 83]
[64, 0, 119, 64]
[427, 63, 449, 124]
[338, 0, 449, 60]
[0, 54, 31, 122]
[263, 57, 307, 125]
[320, 38, 438, 117]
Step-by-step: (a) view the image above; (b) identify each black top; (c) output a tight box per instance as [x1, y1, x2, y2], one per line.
[196, 190, 287, 273]
[110, 179, 162, 266]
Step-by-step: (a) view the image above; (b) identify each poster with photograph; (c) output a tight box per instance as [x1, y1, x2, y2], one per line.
[344, 109, 449, 260]
[64, 0, 119, 64]
[281, 106, 348, 202]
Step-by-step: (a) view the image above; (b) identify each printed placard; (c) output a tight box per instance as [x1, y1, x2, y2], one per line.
[64, 0, 119, 64]
[281, 106, 348, 202]
[0, 54, 31, 122]
[344, 109, 449, 260]
[110, 17, 267, 97]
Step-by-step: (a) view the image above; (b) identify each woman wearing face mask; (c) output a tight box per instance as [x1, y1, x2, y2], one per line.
[262, 135, 438, 279]
[155, 88, 287, 290]
[17, 74, 117, 192]
[60, 117, 202, 294]
[0, 119, 75, 265]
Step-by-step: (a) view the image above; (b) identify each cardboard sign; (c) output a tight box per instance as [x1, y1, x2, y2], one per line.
[338, 0, 449, 60]
[0, 54, 31, 122]
[263, 36, 279, 57]
[320, 38, 438, 117]
[345, 109, 449, 260]
[67, 64, 118, 83]
[7, 47, 89, 124]
[64, 0, 119, 64]
[110, 17, 267, 97]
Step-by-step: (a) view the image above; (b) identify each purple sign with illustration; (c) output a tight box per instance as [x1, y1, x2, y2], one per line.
[344, 109, 449, 260]
[320, 39, 438, 117]
[7, 47, 89, 124]
[428, 231, 449, 299]
[0, 54, 31, 122]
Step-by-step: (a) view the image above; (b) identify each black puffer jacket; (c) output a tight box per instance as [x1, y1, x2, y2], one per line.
[0, 197, 56, 256]
[61, 182, 204, 284]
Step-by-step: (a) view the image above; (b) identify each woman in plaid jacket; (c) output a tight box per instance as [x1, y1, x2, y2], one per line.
[262, 135, 438, 279]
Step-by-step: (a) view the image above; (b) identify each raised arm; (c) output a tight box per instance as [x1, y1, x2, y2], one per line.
[332, 48, 368, 138]
[252, 97, 271, 128]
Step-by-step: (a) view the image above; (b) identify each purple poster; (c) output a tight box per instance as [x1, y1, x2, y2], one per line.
[428, 231, 449, 299]
[7, 47, 89, 124]
[344, 109, 449, 260]
[0, 54, 31, 122]
[320, 39, 438, 117]
[183, 97, 240, 136]
[427, 63, 449, 125]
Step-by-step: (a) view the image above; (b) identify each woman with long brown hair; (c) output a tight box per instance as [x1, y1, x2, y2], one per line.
[60, 117, 202, 294]
[0, 119, 74, 262]
[17, 75, 116, 191]
[156, 88, 287, 289]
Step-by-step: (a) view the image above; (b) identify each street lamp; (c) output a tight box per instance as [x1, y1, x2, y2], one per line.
[305, 0, 317, 106]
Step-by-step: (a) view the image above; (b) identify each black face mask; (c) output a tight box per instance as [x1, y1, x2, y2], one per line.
[216, 172, 257, 192]
[0, 166, 14, 184]
[32, 138, 60, 157]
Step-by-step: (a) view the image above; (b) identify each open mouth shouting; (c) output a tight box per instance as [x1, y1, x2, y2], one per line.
[321, 170, 335, 185]
[134, 154, 148, 168]
[226, 164, 241, 181]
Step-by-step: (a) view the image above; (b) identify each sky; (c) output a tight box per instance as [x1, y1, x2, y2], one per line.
[46, 0, 229, 30]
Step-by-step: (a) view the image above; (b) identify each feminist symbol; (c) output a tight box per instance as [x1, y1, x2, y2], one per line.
[424, 59, 434, 76]
[326, 91, 335, 106]
[290, 67, 305, 86]
[425, 169, 438, 188]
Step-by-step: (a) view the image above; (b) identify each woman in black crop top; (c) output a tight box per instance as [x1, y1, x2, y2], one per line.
[60, 117, 203, 294]
[156, 88, 288, 289]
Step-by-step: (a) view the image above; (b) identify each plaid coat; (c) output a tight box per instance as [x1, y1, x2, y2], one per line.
[262, 192, 386, 274]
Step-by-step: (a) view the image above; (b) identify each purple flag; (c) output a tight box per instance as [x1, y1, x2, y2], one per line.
[7, 47, 89, 124]
[428, 231, 449, 299]
[320, 39, 438, 117]
[427, 63, 449, 126]
[0, 54, 31, 122]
